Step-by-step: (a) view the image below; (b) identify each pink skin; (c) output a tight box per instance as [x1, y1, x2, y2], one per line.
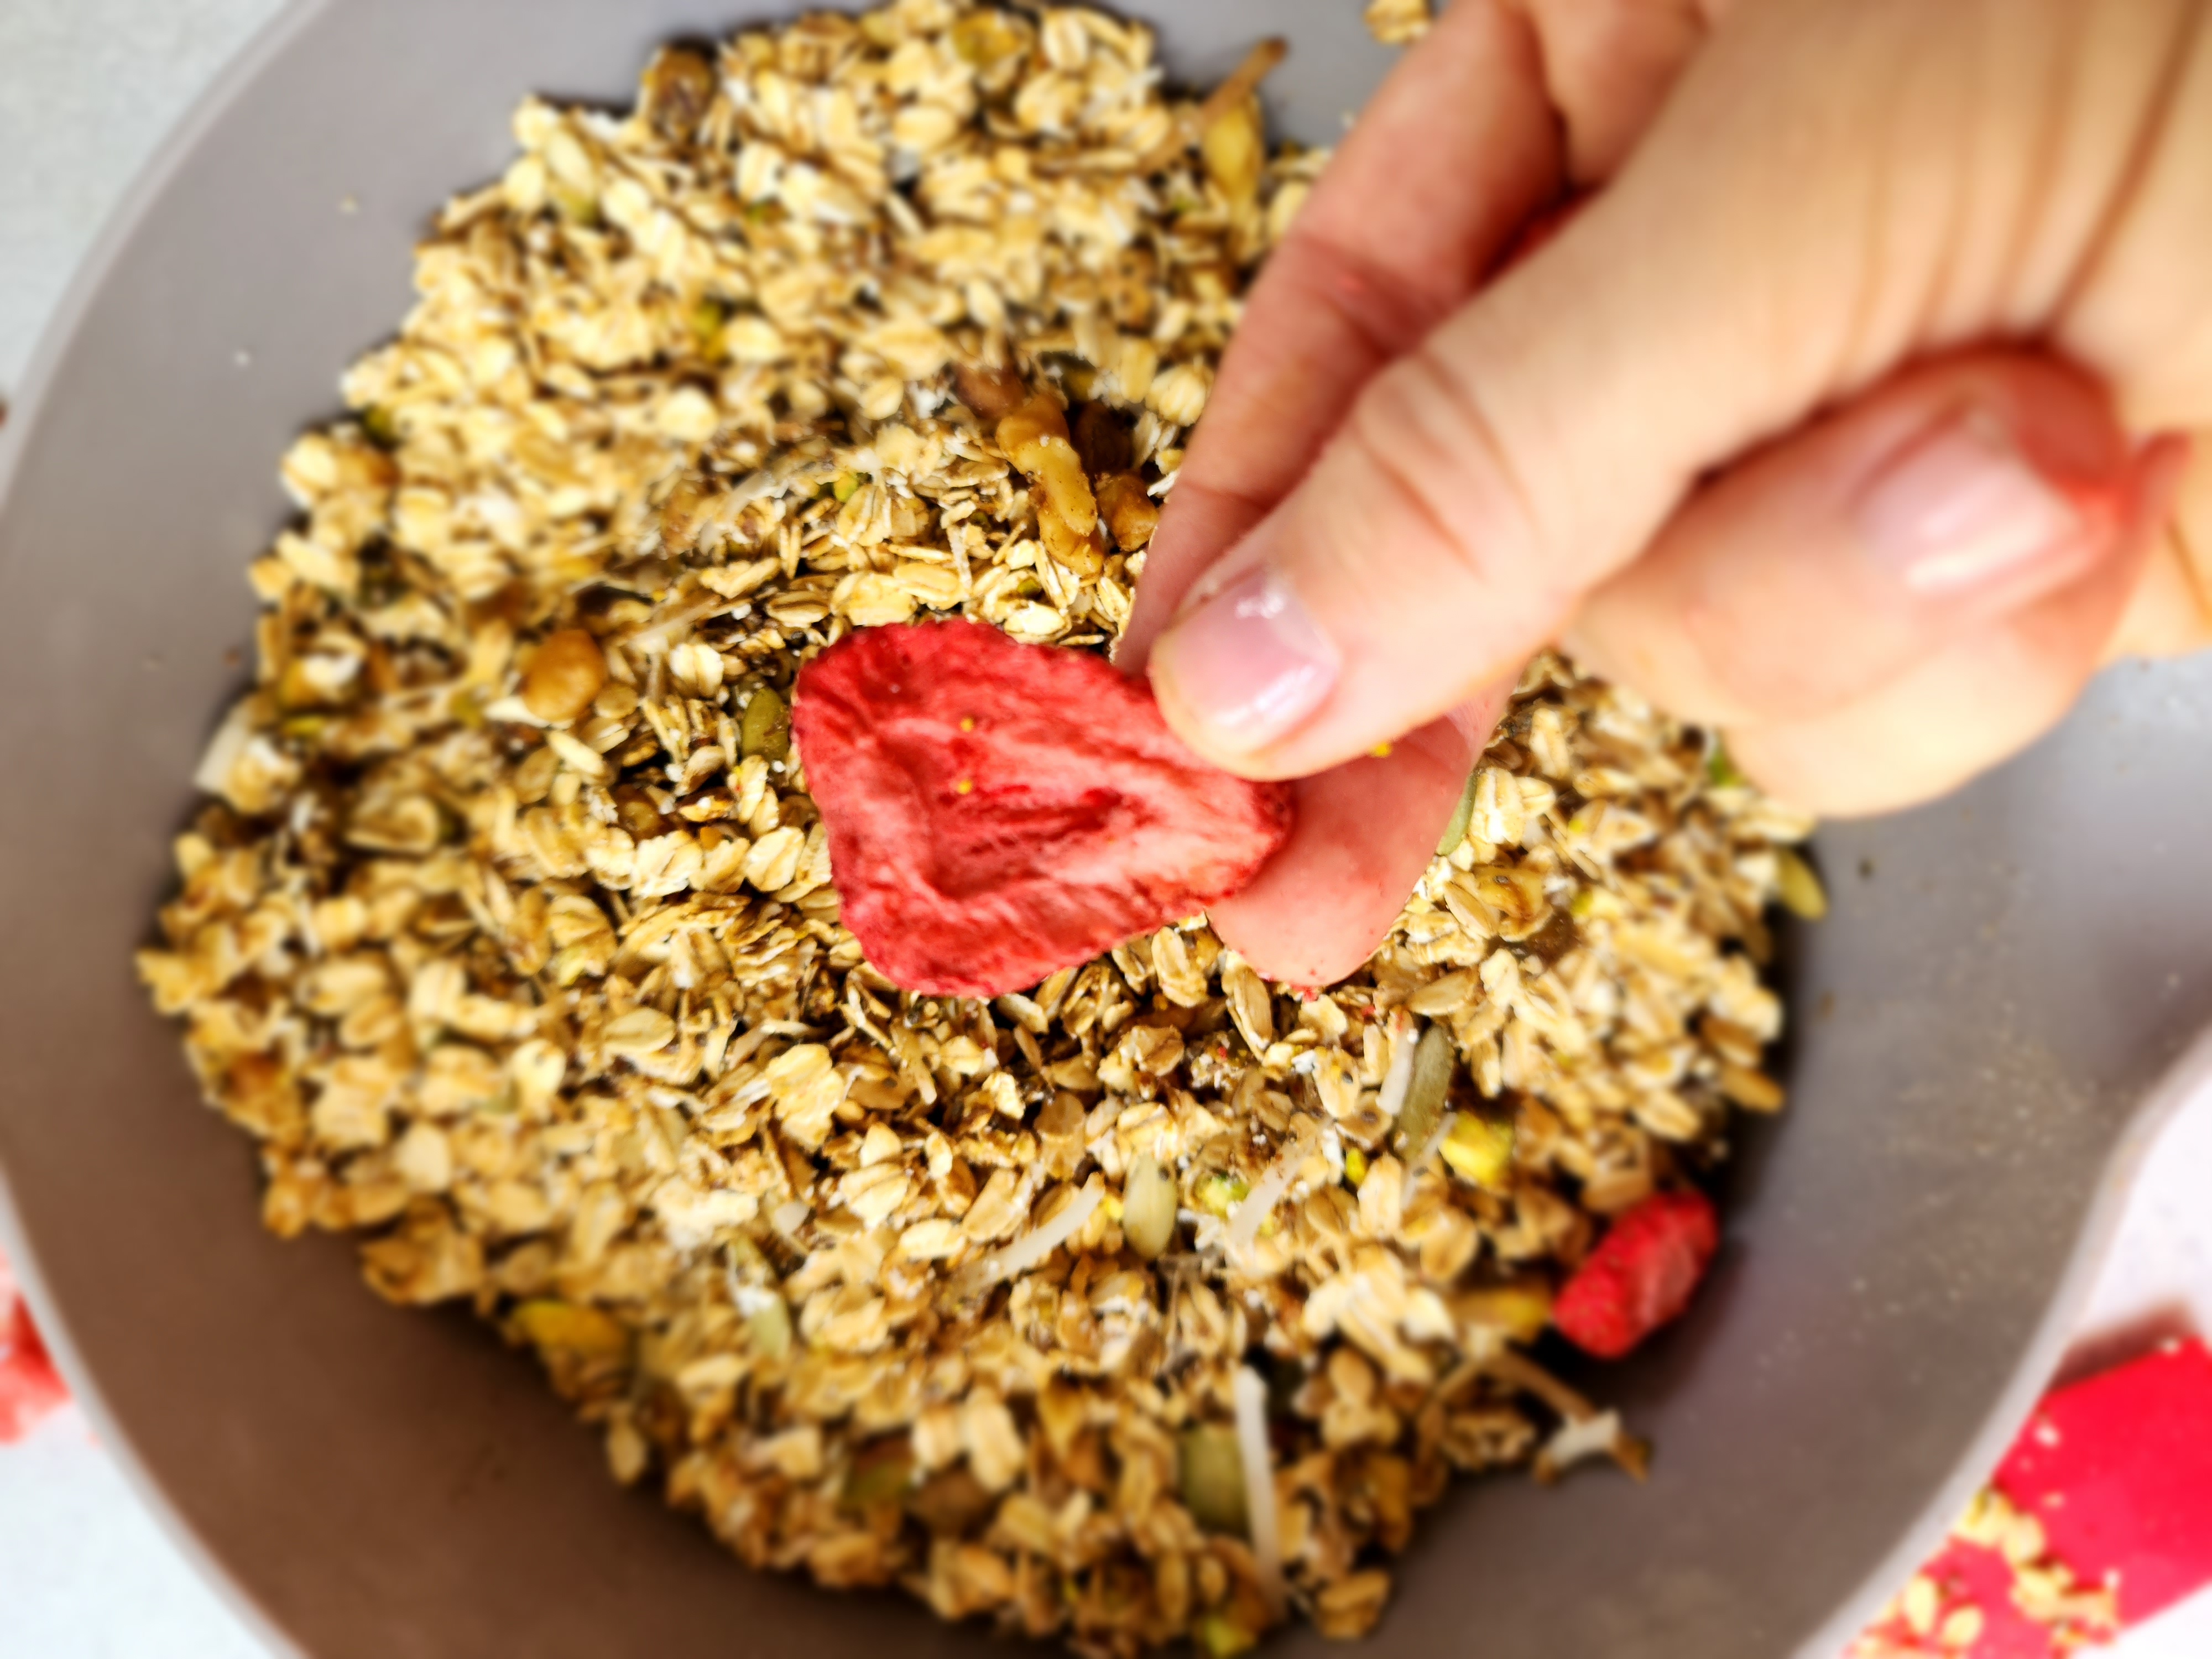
[1121, 0, 2190, 983]
[1117, 0, 1556, 984]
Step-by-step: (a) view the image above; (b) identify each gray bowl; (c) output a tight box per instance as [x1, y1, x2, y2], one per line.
[2, 3, 2209, 1656]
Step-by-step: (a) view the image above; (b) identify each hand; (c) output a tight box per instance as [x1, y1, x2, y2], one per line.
[1120, 0, 2212, 985]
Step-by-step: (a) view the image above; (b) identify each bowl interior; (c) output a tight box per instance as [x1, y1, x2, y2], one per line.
[3, 3, 2211, 1656]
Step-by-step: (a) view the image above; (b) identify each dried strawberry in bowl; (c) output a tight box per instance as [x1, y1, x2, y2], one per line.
[791, 618, 1294, 998]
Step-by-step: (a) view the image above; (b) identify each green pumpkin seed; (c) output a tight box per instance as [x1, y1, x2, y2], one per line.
[1437, 765, 1479, 855]
[741, 687, 790, 761]
[1392, 1024, 1457, 1155]
[1178, 1423, 1248, 1536]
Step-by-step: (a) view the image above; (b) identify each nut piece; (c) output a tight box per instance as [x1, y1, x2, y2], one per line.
[1201, 95, 1265, 208]
[1441, 1114, 1515, 1190]
[1364, 0, 1433, 47]
[1775, 848, 1828, 920]
[642, 46, 718, 143]
[998, 392, 1098, 542]
[1095, 471, 1160, 552]
[954, 361, 1027, 420]
[1039, 508, 1107, 579]
[520, 629, 607, 724]
[1071, 403, 1134, 476]
[512, 1298, 631, 1361]
[1451, 1280, 1554, 1344]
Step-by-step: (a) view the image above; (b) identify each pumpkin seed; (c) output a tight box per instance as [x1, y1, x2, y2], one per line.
[1437, 765, 1479, 855]
[1392, 1024, 1457, 1156]
[1178, 1423, 1249, 1536]
[741, 686, 790, 760]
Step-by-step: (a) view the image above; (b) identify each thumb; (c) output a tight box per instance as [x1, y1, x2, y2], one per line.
[1146, 0, 2197, 778]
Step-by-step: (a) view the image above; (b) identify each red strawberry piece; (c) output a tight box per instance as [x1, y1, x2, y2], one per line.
[1552, 1189, 1720, 1360]
[0, 1286, 67, 1443]
[1849, 1339, 2212, 1657]
[1995, 1336, 2212, 1626]
[791, 619, 1294, 998]
[1852, 1536, 2081, 1658]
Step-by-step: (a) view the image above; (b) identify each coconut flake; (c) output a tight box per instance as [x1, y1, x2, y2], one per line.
[1536, 1407, 1647, 1481]
[192, 698, 254, 799]
[481, 693, 553, 727]
[1232, 1366, 1285, 1618]
[629, 589, 730, 651]
[1225, 1129, 1312, 1258]
[1375, 1013, 1418, 1121]
[1542, 1408, 1623, 1471]
[975, 1177, 1102, 1283]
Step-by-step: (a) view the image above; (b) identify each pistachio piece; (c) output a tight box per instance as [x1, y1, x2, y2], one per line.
[1441, 1113, 1515, 1189]
[512, 1298, 631, 1361]
[1192, 1170, 1249, 1218]
[841, 1437, 915, 1511]
[745, 1294, 792, 1359]
[1775, 848, 1828, 920]
[1194, 1613, 1260, 1658]
[1706, 739, 1750, 789]
[1201, 95, 1265, 207]
[1451, 1280, 1555, 1344]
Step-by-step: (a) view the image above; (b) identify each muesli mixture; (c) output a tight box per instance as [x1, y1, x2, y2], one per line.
[137, 3, 1817, 1650]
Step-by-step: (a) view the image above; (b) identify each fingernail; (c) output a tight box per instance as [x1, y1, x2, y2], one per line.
[1151, 565, 1340, 753]
[1855, 410, 2090, 596]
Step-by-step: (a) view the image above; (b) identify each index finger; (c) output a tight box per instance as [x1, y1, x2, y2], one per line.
[1117, 0, 1563, 669]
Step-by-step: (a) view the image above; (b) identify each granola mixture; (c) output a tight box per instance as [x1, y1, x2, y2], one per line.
[138, 4, 1817, 1651]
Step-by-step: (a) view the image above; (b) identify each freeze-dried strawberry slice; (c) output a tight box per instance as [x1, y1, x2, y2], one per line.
[792, 619, 1294, 997]
[1996, 1336, 2212, 1626]
[1553, 1190, 1720, 1360]
[0, 1255, 67, 1443]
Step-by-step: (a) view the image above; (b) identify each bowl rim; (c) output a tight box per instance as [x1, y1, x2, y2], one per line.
[0, 7, 339, 1655]
[1790, 1022, 2212, 1656]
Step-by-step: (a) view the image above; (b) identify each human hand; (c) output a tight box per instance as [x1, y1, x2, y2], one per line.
[1120, 0, 2212, 985]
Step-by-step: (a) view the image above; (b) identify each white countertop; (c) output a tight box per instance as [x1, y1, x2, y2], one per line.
[3, 3, 2211, 1655]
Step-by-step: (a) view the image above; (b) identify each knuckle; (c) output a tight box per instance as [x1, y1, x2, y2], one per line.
[1341, 344, 1552, 597]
